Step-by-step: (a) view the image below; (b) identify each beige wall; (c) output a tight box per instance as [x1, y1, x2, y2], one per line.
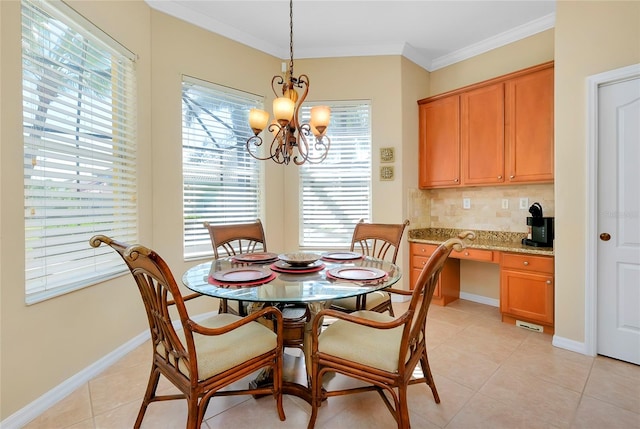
[554, 0, 640, 342]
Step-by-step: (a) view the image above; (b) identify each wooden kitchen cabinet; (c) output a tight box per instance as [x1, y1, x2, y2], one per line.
[461, 82, 505, 185]
[418, 61, 554, 189]
[418, 96, 460, 188]
[410, 243, 460, 305]
[500, 252, 554, 330]
[505, 65, 554, 183]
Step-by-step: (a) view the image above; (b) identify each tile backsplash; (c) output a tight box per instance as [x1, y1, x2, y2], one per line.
[408, 184, 554, 233]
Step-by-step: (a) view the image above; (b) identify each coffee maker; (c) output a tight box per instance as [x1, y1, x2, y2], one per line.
[522, 202, 554, 247]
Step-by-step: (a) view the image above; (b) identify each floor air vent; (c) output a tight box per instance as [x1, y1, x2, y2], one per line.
[515, 320, 544, 333]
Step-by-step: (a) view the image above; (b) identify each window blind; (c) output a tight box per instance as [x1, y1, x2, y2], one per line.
[299, 102, 372, 248]
[182, 77, 264, 259]
[22, 0, 138, 303]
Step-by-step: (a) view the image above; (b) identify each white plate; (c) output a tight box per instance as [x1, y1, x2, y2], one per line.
[327, 266, 386, 281]
[212, 267, 271, 283]
[321, 251, 362, 261]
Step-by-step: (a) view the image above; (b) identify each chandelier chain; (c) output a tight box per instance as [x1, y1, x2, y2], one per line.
[289, 0, 294, 80]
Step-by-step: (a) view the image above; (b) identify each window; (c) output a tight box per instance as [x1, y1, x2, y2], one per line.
[182, 77, 263, 259]
[22, 0, 138, 303]
[299, 102, 372, 248]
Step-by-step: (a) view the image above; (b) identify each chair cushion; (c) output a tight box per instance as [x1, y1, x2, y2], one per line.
[331, 291, 390, 311]
[318, 310, 402, 373]
[175, 313, 277, 380]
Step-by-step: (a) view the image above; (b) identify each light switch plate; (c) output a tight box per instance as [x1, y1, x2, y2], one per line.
[501, 199, 509, 209]
[463, 198, 471, 209]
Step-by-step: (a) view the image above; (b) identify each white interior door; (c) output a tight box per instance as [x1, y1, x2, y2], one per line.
[597, 76, 640, 365]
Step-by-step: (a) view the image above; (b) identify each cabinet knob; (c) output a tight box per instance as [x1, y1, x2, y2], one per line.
[510, 175, 515, 179]
[464, 251, 470, 256]
[523, 261, 529, 266]
[454, 178, 459, 183]
[546, 280, 552, 285]
[497, 175, 502, 179]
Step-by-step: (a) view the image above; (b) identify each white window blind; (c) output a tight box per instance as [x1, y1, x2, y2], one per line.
[182, 77, 263, 259]
[22, 0, 137, 303]
[299, 102, 372, 248]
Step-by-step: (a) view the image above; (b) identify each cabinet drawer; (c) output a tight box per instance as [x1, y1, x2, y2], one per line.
[412, 255, 430, 269]
[410, 243, 438, 257]
[501, 253, 553, 273]
[451, 248, 495, 263]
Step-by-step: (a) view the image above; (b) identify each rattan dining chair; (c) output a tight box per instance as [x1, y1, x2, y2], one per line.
[307, 231, 475, 429]
[204, 219, 267, 316]
[89, 235, 285, 429]
[330, 219, 410, 316]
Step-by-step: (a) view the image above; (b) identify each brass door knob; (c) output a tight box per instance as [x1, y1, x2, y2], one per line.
[600, 233, 611, 241]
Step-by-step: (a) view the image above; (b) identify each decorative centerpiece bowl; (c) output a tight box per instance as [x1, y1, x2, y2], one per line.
[278, 252, 322, 267]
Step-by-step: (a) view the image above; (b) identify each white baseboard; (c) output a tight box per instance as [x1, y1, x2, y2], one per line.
[459, 292, 499, 307]
[1, 311, 217, 429]
[552, 334, 592, 356]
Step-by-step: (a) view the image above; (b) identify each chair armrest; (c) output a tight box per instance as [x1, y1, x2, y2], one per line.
[186, 306, 283, 337]
[312, 307, 410, 337]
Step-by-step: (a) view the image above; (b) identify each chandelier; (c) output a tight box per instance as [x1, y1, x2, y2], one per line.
[246, 0, 331, 165]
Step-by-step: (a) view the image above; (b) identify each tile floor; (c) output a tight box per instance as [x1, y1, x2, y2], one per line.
[24, 300, 640, 429]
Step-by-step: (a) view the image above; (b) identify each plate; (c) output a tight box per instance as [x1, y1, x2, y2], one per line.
[233, 252, 278, 263]
[278, 252, 322, 267]
[327, 266, 387, 281]
[211, 267, 272, 283]
[321, 251, 363, 261]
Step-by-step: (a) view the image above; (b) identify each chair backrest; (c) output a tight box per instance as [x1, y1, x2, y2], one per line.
[350, 219, 410, 263]
[89, 235, 197, 381]
[399, 231, 475, 372]
[204, 219, 266, 258]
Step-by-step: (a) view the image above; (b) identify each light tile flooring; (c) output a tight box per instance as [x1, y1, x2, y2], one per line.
[24, 300, 640, 429]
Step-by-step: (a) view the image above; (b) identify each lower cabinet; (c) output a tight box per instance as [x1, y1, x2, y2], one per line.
[500, 253, 554, 331]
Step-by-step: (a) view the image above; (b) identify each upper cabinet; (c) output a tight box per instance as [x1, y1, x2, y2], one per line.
[418, 96, 460, 188]
[418, 62, 554, 189]
[505, 66, 554, 183]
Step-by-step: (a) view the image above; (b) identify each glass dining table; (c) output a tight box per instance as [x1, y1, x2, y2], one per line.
[181, 251, 402, 402]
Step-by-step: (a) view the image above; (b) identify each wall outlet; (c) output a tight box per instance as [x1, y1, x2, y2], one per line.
[519, 198, 529, 210]
[463, 198, 471, 209]
[501, 199, 509, 209]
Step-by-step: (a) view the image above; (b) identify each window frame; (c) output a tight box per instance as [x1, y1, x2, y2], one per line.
[298, 100, 372, 250]
[181, 76, 265, 260]
[22, 0, 138, 304]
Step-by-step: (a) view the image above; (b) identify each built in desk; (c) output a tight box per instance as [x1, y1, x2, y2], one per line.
[408, 228, 555, 334]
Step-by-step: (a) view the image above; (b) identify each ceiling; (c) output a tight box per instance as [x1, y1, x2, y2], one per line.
[146, 0, 556, 72]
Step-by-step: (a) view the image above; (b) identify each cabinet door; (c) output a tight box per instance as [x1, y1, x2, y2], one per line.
[500, 269, 554, 325]
[419, 96, 460, 188]
[505, 66, 554, 183]
[461, 83, 505, 185]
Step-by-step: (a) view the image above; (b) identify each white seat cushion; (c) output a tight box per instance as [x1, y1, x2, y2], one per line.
[318, 310, 402, 373]
[331, 291, 390, 311]
[174, 313, 277, 380]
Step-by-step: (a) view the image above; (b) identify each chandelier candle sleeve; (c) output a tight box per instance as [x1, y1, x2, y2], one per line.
[273, 97, 295, 124]
[249, 108, 270, 133]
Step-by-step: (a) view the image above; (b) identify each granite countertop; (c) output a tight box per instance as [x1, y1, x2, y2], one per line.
[408, 228, 554, 256]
